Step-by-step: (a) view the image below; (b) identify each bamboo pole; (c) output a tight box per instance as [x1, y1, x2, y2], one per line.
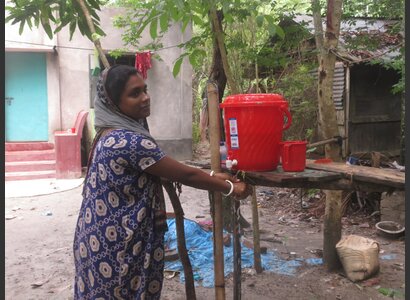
[207, 82, 226, 300]
[251, 186, 263, 273]
[161, 180, 196, 300]
[232, 197, 241, 300]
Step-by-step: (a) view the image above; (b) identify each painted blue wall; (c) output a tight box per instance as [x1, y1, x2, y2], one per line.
[5, 52, 49, 141]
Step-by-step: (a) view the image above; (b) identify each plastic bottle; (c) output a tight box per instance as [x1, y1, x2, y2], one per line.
[219, 141, 227, 168]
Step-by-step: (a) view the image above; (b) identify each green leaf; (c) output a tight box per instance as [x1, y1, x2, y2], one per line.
[188, 49, 206, 68]
[222, 2, 230, 14]
[34, 15, 40, 27]
[172, 57, 183, 77]
[275, 24, 285, 39]
[279, 57, 287, 67]
[224, 14, 234, 24]
[149, 18, 158, 39]
[92, 33, 102, 41]
[18, 19, 25, 35]
[159, 14, 168, 32]
[378, 288, 392, 296]
[256, 15, 264, 27]
[11, 15, 23, 25]
[192, 15, 203, 26]
[69, 20, 77, 40]
[267, 23, 276, 36]
[54, 17, 70, 33]
[175, 0, 184, 10]
[5, 14, 16, 23]
[265, 15, 274, 25]
[90, 9, 100, 22]
[47, 7, 56, 22]
[77, 20, 86, 36]
[40, 17, 53, 39]
[59, 1, 66, 16]
[94, 25, 106, 37]
[181, 16, 190, 33]
[87, 0, 101, 10]
[26, 17, 32, 29]
[170, 6, 179, 21]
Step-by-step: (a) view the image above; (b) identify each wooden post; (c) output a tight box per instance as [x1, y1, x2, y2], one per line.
[161, 180, 196, 300]
[323, 190, 343, 270]
[207, 82, 226, 300]
[251, 186, 263, 273]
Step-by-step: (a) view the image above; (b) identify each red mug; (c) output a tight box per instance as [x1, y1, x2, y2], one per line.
[281, 140, 307, 172]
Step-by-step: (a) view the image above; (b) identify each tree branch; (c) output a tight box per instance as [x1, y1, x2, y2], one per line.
[75, 0, 110, 69]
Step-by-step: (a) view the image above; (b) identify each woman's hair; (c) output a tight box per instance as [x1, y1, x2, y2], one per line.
[104, 64, 139, 105]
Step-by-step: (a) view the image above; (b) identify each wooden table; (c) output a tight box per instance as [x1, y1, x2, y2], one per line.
[184, 158, 404, 291]
[186, 159, 405, 192]
[238, 159, 405, 192]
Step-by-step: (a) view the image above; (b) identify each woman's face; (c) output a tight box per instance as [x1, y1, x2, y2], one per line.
[118, 74, 150, 120]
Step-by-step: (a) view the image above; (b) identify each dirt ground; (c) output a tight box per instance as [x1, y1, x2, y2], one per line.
[5, 147, 405, 300]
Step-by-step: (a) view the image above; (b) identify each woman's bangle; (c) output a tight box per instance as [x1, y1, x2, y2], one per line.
[222, 180, 234, 196]
[210, 170, 215, 177]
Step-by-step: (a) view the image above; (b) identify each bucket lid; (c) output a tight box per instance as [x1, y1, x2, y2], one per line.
[220, 93, 288, 108]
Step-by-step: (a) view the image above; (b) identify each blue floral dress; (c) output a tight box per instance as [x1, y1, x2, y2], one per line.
[73, 129, 167, 300]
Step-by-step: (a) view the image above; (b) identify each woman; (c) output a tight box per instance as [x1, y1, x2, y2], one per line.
[73, 64, 250, 300]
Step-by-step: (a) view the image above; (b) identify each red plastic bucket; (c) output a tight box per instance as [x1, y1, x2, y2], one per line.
[220, 94, 292, 171]
[281, 140, 307, 172]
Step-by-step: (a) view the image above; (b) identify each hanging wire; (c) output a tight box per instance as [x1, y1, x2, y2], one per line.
[5, 39, 182, 52]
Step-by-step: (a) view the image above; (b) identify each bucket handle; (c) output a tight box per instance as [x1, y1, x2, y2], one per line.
[281, 106, 292, 130]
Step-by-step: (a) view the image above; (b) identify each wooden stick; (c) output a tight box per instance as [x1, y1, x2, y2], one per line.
[307, 136, 346, 148]
[232, 198, 241, 300]
[161, 180, 196, 300]
[207, 82, 226, 300]
[251, 186, 263, 273]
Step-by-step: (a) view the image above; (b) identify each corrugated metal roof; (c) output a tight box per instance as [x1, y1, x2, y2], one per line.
[309, 62, 345, 110]
[293, 15, 402, 62]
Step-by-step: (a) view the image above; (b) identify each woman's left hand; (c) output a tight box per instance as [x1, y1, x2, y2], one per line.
[232, 182, 253, 200]
[212, 171, 252, 199]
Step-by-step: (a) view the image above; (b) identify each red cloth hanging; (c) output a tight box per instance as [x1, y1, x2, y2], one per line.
[135, 52, 152, 79]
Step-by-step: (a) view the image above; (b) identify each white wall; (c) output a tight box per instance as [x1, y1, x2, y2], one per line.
[5, 7, 193, 159]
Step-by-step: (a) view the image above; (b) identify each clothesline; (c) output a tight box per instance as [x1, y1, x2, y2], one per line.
[5, 39, 182, 53]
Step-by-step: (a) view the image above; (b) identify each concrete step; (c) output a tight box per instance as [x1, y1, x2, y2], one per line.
[5, 160, 56, 173]
[5, 149, 56, 162]
[5, 142, 54, 151]
[5, 170, 56, 181]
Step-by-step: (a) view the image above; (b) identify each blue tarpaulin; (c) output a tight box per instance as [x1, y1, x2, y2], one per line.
[164, 218, 322, 287]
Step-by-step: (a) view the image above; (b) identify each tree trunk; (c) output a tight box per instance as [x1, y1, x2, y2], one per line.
[75, 0, 110, 69]
[312, 0, 344, 271]
[209, 10, 228, 103]
[199, 10, 227, 143]
[209, 7, 240, 95]
[311, 0, 324, 61]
